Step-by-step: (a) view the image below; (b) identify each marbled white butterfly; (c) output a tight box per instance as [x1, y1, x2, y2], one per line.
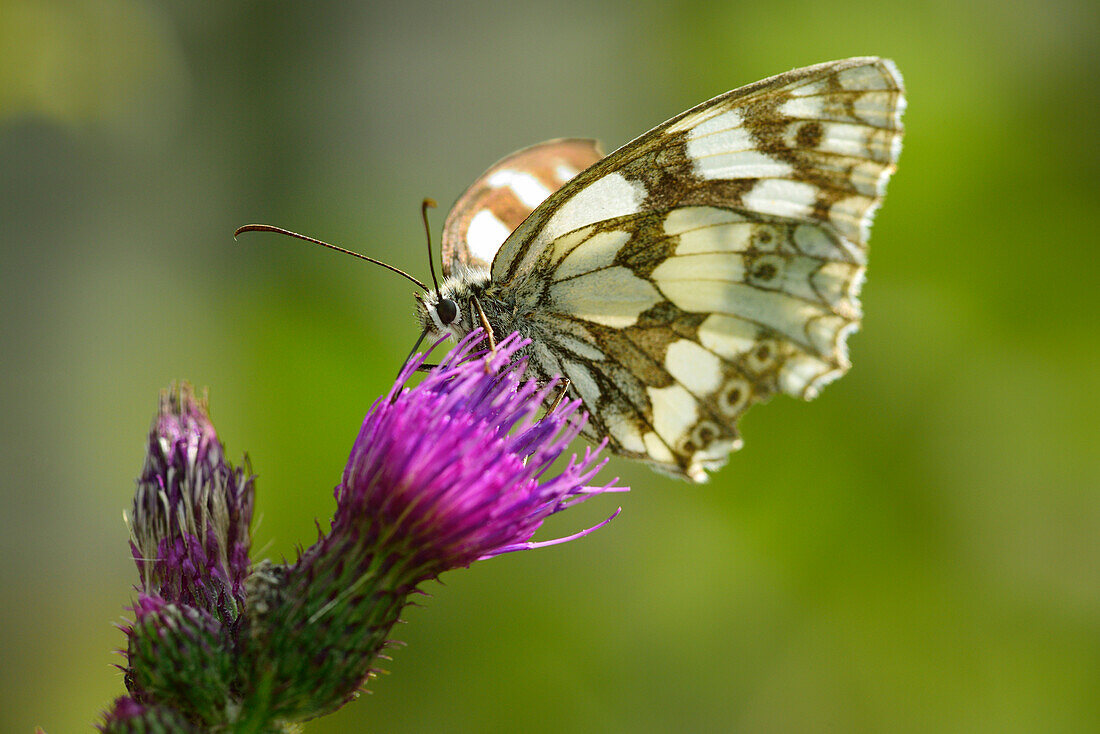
[415, 57, 904, 481]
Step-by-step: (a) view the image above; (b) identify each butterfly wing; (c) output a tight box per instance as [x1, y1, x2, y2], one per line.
[487, 57, 905, 481]
[440, 138, 604, 276]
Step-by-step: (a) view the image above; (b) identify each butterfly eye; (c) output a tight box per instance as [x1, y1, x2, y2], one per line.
[436, 298, 458, 325]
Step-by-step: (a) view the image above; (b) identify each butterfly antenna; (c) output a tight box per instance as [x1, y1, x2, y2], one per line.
[421, 198, 442, 297]
[234, 224, 429, 291]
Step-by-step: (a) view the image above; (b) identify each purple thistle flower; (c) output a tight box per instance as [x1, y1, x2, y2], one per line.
[336, 330, 625, 579]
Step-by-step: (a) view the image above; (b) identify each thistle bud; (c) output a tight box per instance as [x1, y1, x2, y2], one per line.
[127, 383, 254, 623]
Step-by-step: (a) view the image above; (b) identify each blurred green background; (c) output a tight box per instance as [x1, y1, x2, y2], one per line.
[2, 0, 1098, 731]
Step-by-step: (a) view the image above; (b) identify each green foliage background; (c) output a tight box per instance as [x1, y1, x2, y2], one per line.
[2, 0, 1097, 731]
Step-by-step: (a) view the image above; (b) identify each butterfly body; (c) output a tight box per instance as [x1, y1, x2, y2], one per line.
[416, 58, 905, 481]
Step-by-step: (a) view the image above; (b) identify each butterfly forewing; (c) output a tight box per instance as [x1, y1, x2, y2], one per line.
[481, 57, 904, 481]
[440, 138, 604, 275]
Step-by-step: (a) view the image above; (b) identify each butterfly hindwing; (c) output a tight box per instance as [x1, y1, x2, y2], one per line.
[480, 57, 904, 481]
[511, 207, 861, 480]
[440, 138, 604, 276]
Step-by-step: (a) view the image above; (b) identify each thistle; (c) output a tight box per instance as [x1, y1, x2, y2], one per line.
[102, 332, 624, 732]
[128, 384, 253, 623]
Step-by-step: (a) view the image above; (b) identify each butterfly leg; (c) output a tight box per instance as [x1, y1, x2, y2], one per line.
[470, 295, 497, 372]
[544, 377, 571, 417]
[528, 378, 572, 432]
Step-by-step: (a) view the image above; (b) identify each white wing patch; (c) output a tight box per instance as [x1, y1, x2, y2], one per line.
[554, 163, 580, 181]
[553, 229, 631, 282]
[663, 206, 742, 235]
[665, 339, 723, 394]
[674, 221, 757, 255]
[466, 210, 512, 264]
[646, 384, 698, 454]
[550, 266, 662, 328]
[741, 179, 819, 221]
[486, 169, 553, 208]
[543, 172, 646, 243]
[605, 408, 647, 454]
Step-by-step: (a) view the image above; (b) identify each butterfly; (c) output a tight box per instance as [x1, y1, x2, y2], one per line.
[406, 57, 906, 482]
[240, 57, 905, 482]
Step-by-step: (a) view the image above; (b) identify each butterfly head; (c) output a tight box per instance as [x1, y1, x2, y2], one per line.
[415, 269, 491, 340]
